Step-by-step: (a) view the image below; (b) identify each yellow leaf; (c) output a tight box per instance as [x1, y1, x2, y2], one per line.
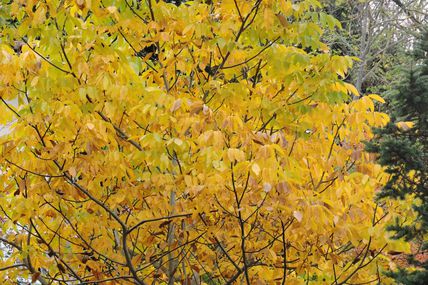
[251, 162, 261, 176]
[396, 121, 414, 131]
[263, 183, 272, 193]
[76, 0, 85, 10]
[170, 99, 182, 112]
[227, 148, 245, 162]
[345, 83, 359, 97]
[86, 123, 95, 130]
[280, 0, 293, 15]
[293, 210, 303, 222]
[367, 94, 385, 103]
[69, 167, 77, 177]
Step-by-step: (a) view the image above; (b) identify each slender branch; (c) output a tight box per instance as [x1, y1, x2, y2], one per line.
[0, 263, 26, 272]
[78, 275, 134, 284]
[225, 260, 261, 285]
[0, 237, 22, 251]
[96, 111, 143, 151]
[337, 244, 387, 285]
[223, 37, 280, 69]
[121, 229, 147, 285]
[288, 94, 312, 105]
[281, 220, 287, 285]
[5, 159, 63, 178]
[46, 200, 126, 266]
[233, 0, 244, 21]
[118, 28, 157, 72]
[199, 213, 241, 272]
[212, 0, 263, 78]
[124, 0, 148, 24]
[30, 219, 84, 283]
[128, 213, 191, 234]
[59, 41, 80, 82]
[258, 113, 276, 132]
[1, 97, 21, 118]
[63, 173, 126, 228]
[24, 224, 49, 285]
[22, 39, 71, 74]
[231, 164, 251, 284]
[147, 0, 155, 22]
[327, 117, 347, 160]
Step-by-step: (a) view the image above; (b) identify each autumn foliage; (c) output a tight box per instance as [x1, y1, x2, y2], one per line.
[0, 0, 410, 284]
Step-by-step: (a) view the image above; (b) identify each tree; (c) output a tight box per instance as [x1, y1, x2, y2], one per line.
[323, 0, 428, 95]
[366, 29, 428, 284]
[0, 0, 407, 284]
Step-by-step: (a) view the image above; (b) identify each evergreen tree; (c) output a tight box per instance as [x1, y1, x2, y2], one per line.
[366, 30, 428, 284]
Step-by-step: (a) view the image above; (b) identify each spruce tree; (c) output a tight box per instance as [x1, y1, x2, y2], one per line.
[366, 30, 428, 284]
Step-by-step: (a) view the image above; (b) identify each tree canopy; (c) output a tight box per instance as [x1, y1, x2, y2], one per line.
[0, 0, 410, 284]
[366, 29, 428, 285]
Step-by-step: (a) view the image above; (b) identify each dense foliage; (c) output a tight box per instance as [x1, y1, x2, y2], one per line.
[366, 30, 428, 285]
[0, 0, 409, 284]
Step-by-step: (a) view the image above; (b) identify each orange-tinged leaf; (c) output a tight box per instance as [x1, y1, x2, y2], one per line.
[32, 272, 41, 283]
[276, 13, 289, 27]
